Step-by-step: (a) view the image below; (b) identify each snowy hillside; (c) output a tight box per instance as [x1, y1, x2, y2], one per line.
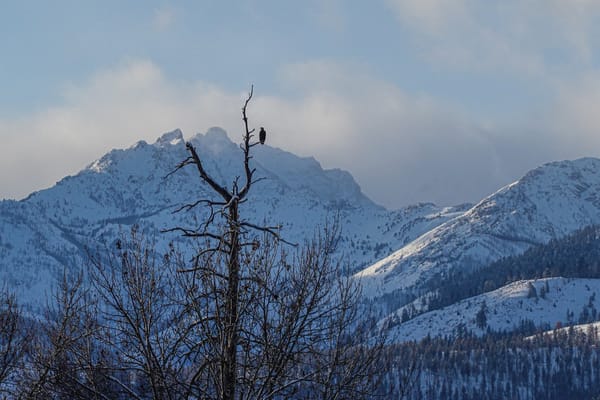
[529, 319, 600, 340]
[4, 125, 600, 348]
[0, 128, 461, 308]
[387, 277, 600, 342]
[356, 158, 600, 306]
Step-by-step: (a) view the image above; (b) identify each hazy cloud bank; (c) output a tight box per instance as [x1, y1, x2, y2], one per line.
[2, 59, 600, 208]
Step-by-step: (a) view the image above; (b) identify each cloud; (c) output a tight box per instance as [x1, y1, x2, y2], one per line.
[256, 61, 542, 206]
[385, 0, 600, 78]
[385, 0, 469, 34]
[2, 59, 600, 208]
[0, 60, 244, 200]
[545, 73, 600, 156]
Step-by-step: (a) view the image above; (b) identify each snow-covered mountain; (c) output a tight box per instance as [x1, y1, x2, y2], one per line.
[0, 128, 461, 308]
[3, 127, 600, 345]
[357, 158, 600, 309]
[386, 277, 600, 342]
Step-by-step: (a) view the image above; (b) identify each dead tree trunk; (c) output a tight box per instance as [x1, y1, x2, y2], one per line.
[167, 86, 277, 399]
[223, 201, 240, 400]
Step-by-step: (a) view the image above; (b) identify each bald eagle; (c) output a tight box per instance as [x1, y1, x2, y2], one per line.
[259, 127, 266, 145]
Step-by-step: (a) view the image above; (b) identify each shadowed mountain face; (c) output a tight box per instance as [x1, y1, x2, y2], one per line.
[0, 128, 461, 308]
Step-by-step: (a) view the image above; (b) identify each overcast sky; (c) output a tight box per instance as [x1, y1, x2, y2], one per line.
[2, 1, 600, 208]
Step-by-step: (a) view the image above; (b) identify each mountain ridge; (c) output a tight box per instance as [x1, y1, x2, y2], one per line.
[0, 128, 459, 308]
[357, 157, 600, 302]
[3, 127, 600, 344]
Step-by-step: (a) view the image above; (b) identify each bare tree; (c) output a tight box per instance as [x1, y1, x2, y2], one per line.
[87, 228, 189, 400]
[167, 86, 382, 399]
[0, 290, 29, 397]
[22, 232, 192, 400]
[19, 272, 116, 400]
[18, 87, 381, 400]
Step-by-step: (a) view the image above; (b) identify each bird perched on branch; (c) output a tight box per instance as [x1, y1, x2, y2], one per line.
[259, 127, 266, 145]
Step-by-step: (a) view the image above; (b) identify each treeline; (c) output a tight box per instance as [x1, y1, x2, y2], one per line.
[427, 225, 600, 311]
[377, 225, 600, 399]
[378, 327, 600, 400]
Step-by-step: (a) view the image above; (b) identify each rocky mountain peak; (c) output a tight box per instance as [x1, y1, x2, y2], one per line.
[155, 128, 184, 146]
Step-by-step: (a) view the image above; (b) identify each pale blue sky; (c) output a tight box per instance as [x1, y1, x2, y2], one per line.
[2, 1, 600, 208]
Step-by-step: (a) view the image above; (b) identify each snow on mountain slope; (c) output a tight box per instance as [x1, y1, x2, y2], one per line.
[528, 320, 600, 340]
[0, 128, 461, 308]
[387, 277, 600, 342]
[5, 125, 600, 339]
[356, 158, 600, 305]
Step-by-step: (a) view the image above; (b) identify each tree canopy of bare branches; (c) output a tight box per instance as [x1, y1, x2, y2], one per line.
[10, 86, 381, 400]
[0, 290, 29, 397]
[165, 86, 381, 400]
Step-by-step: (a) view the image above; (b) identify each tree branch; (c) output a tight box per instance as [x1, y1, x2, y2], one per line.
[240, 221, 298, 247]
[187, 143, 232, 202]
